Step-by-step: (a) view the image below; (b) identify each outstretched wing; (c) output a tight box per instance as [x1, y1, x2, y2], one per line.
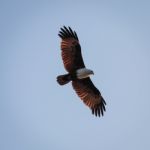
[72, 78, 106, 117]
[58, 26, 85, 73]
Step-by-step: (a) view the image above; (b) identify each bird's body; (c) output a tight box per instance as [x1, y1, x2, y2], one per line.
[57, 68, 93, 85]
[57, 26, 106, 117]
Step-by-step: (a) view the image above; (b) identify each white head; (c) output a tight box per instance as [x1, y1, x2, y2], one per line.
[76, 68, 94, 79]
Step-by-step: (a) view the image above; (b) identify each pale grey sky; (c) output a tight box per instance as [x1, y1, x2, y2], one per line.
[1, 0, 150, 150]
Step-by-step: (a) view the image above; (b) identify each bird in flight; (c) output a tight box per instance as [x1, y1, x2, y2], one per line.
[57, 26, 106, 117]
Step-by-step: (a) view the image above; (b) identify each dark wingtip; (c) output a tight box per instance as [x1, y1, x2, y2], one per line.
[58, 26, 79, 40]
[91, 97, 106, 117]
[58, 33, 63, 38]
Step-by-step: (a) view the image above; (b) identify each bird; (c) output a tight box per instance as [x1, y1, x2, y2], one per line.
[57, 26, 106, 117]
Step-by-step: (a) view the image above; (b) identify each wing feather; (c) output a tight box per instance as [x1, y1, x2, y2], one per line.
[58, 26, 85, 72]
[72, 78, 106, 117]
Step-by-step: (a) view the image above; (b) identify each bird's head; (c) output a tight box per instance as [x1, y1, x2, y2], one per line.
[85, 69, 94, 76]
[76, 68, 94, 79]
[89, 70, 94, 75]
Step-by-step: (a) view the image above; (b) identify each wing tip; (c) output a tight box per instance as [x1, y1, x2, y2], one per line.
[91, 97, 106, 117]
[58, 26, 79, 40]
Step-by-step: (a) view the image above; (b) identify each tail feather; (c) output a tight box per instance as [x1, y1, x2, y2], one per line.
[57, 74, 71, 85]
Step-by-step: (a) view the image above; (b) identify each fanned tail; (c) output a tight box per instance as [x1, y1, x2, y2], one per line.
[57, 74, 71, 85]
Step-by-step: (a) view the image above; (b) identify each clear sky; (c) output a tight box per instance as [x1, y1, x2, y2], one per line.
[1, 0, 150, 150]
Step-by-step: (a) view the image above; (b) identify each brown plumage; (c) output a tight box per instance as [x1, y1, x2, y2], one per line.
[57, 26, 106, 117]
[58, 26, 85, 72]
[72, 78, 106, 116]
